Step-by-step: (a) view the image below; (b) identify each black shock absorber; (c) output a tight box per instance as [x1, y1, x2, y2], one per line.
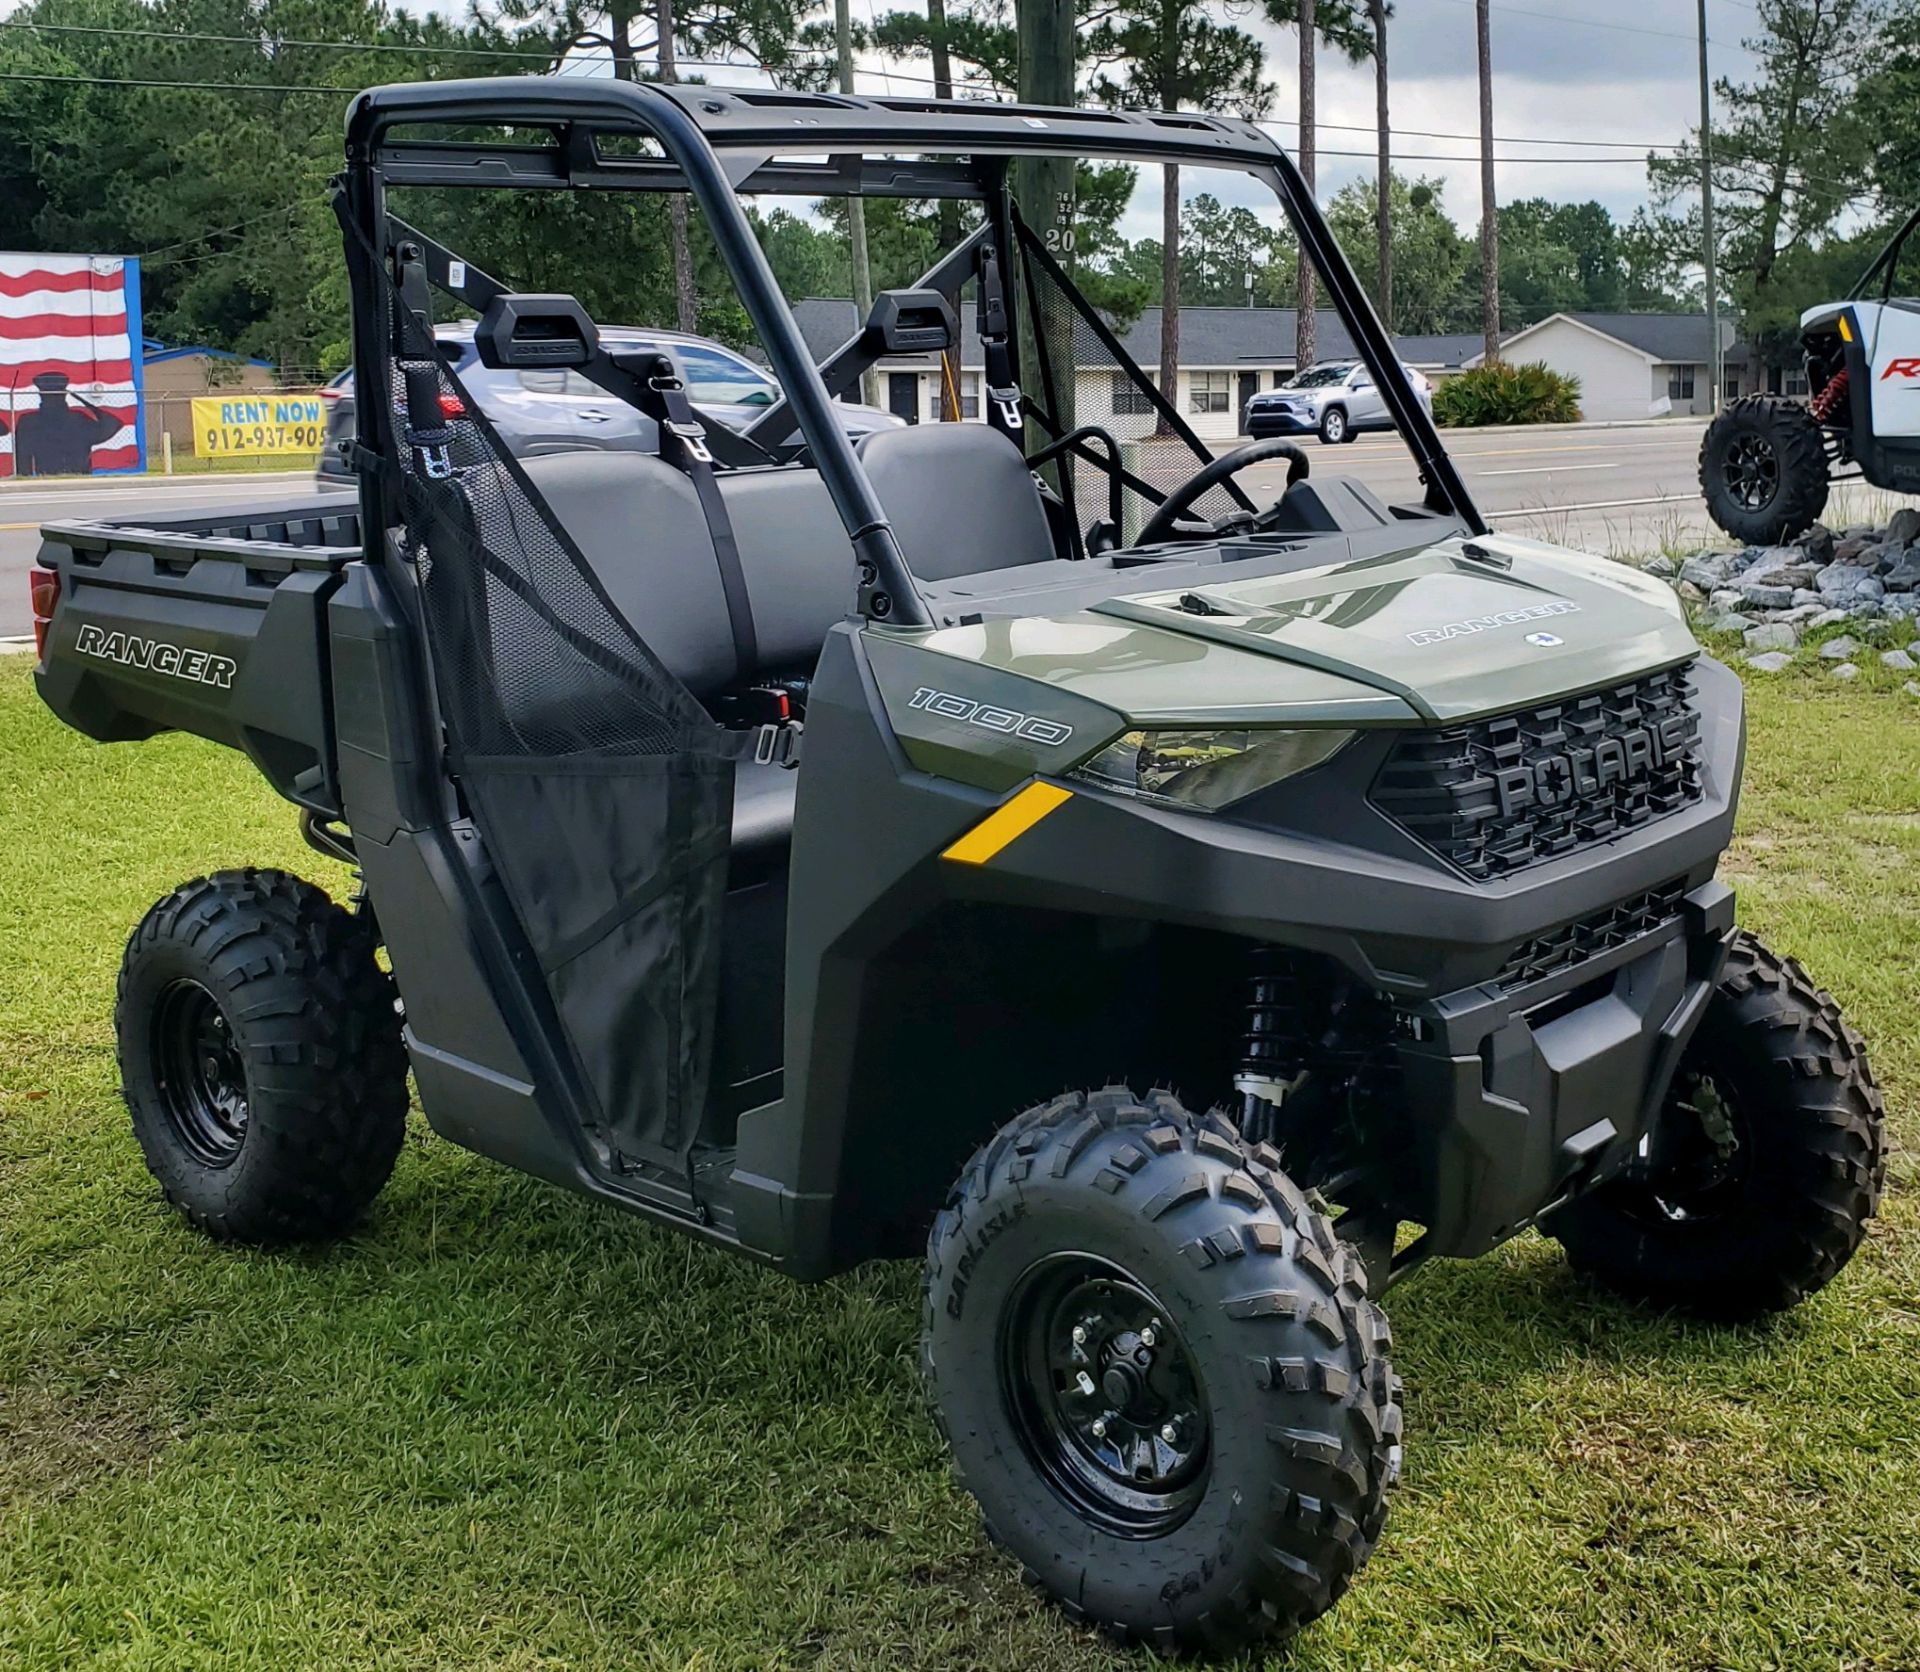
[1235, 946, 1311, 1148]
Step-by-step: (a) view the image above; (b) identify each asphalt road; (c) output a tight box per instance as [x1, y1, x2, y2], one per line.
[3, 422, 1909, 642]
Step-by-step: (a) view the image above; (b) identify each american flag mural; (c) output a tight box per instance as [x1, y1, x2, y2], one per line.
[0, 253, 145, 477]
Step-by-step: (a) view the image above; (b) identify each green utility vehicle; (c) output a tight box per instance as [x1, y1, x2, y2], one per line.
[29, 80, 1886, 1653]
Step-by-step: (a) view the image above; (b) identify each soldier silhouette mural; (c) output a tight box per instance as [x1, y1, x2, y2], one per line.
[0, 373, 127, 475]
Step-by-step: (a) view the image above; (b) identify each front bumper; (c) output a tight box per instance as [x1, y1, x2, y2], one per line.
[941, 656, 1746, 1261]
[1246, 406, 1318, 436]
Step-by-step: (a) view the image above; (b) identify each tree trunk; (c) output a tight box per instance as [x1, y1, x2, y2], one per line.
[1294, 0, 1317, 376]
[834, 0, 878, 404]
[1369, 0, 1391, 331]
[1159, 161, 1180, 434]
[1475, 0, 1499, 364]
[930, 0, 961, 417]
[652, 0, 698, 335]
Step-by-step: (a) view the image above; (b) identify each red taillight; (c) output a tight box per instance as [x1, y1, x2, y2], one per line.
[320, 385, 343, 404]
[28, 565, 58, 659]
[437, 392, 467, 419]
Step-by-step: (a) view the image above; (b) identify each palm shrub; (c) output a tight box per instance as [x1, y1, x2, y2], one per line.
[1433, 361, 1582, 426]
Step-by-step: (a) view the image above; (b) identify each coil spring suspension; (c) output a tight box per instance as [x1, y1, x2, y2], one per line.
[1235, 947, 1310, 1149]
[1809, 367, 1849, 423]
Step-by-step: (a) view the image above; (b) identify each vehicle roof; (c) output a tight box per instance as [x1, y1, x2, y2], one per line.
[350, 77, 1291, 176]
[432, 319, 713, 347]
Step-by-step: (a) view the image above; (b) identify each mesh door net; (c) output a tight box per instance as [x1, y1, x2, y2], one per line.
[381, 298, 737, 1165]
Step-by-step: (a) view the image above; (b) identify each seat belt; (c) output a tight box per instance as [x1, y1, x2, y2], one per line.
[977, 243, 1024, 438]
[627, 351, 760, 689]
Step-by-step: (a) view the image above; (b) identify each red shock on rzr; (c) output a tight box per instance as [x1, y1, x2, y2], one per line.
[1810, 367, 1850, 422]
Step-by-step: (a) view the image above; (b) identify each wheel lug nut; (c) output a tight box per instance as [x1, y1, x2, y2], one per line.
[1076, 1371, 1095, 1396]
[1071, 1325, 1087, 1346]
[1160, 1422, 1178, 1443]
[1139, 1326, 1157, 1348]
[1091, 1418, 1107, 1438]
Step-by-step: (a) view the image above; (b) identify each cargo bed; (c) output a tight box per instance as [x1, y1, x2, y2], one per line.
[31, 493, 366, 814]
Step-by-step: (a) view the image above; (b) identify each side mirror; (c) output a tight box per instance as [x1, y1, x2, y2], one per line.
[474, 293, 600, 370]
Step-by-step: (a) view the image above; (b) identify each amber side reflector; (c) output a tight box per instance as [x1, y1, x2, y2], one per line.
[942, 782, 1073, 866]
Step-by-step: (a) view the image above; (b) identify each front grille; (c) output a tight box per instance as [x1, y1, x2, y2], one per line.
[1372, 666, 1704, 879]
[1493, 879, 1689, 992]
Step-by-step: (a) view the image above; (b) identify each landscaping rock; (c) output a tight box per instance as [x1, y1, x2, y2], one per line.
[1885, 506, 1920, 546]
[1738, 581, 1795, 609]
[1677, 579, 1708, 605]
[1831, 662, 1861, 681]
[1883, 551, 1920, 592]
[1709, 612, 1754, 634]
[1746, 560, 1818, 588]
[1642, 553, 1677, 579]
[1791, 588, 1823, 607]
[1802, 526, 1837, 564]
[1744, 622, 1799, 652]
[1807, 608, 1851, 630]
[1818, 635, 1860, 660]
[1746, 651, 1795, 672]
[1832, 533, 1876, 564]
[1882, 648, 1917, 672]
[1709, 588, 1743, 612]
[1681, 553, 1735, 590]
[1906, 681, 1920, 699]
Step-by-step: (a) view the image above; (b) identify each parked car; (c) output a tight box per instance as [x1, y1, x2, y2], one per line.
[316, 319, 902, 482]
[1245, 360, 1434, 444]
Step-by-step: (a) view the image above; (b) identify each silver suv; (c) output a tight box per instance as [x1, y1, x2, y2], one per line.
[317, 321, 902, 482]
[1244, 360, 1433, 445]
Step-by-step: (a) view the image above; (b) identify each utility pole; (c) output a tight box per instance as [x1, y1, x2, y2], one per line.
[835, 0, 878, 406]
[1697, 0, 1721, 411]
[1368, 0, 1391, 332]
[1475, 0, 1499, 365]
[1295, 0, 1317, 375]
[1018, 0, 1076, 437]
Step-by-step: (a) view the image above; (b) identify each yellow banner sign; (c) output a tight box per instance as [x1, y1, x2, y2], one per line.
[190, 395, 326, 457]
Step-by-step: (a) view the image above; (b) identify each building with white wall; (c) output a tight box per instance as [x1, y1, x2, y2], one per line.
[1463, 312, 1741, 421]
[792, 299, 1478, 439]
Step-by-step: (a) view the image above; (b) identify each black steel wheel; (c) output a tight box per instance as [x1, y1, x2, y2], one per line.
[999, 1253, 1210, 1539]
[1550, 932, 1884, 1319]
[1698, 395, 1830, 544]
[149, 978, 250, 1167]
[923, 1087, 1400, 1654]
[117, 869, 409, 1243]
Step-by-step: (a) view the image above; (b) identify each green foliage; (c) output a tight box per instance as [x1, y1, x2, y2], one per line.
[1432, 360, 1582, 427]
[1328, 173, 1470, 333]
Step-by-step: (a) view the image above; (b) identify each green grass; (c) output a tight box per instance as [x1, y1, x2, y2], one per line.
[0, 654, 1915, 1671]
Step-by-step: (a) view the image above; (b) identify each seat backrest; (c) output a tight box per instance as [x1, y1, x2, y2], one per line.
[518, 451, 858, 696]
[856, 423, 1057, 581]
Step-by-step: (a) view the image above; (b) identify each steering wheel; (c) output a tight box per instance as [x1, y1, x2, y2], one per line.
[1134, 438, 1311, 547]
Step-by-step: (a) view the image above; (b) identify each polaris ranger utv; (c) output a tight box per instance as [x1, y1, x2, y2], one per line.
[1701, 202, 1920, 542]
[29, 79, 1885, 1654]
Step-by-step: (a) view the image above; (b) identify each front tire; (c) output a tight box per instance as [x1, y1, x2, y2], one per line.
[1318, 405, 1348, 445]
[922, 1087, 1400, 1653]
[1698, 395, 1830, 544]
[116, 869, 409, 1244]
[1549, 933, 1884, 1320]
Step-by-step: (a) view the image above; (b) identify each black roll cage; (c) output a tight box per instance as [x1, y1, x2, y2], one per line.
[342, 75, 1486, 631]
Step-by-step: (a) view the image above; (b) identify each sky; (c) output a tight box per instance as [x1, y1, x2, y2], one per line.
[817, 0, 1769, 232]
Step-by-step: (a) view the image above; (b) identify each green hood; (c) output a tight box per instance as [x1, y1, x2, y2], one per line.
[1092, 530, 1698, 724]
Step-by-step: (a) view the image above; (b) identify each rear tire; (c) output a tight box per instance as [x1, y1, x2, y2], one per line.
[922, 1087, 1400, 1653]
[1549, 933, 1884, 1320]
[1319, 406, 1348, 445]
[1699, 395, 1830, 544]
[116, 869, 409, 1244]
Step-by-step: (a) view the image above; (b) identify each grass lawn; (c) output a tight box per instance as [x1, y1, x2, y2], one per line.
[0, 653, 1914, 1671]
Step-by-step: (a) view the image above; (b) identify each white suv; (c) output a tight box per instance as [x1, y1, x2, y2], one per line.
[1244, 361, 1433, 444]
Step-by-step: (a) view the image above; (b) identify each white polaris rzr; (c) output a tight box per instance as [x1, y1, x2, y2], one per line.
[1700, 206, 1920, 543]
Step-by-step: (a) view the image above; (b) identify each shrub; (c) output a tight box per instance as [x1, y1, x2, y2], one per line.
[1433, 360, 1583, 427]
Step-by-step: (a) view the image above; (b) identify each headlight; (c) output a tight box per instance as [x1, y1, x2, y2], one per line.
[1069, 728, 1353, 812]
